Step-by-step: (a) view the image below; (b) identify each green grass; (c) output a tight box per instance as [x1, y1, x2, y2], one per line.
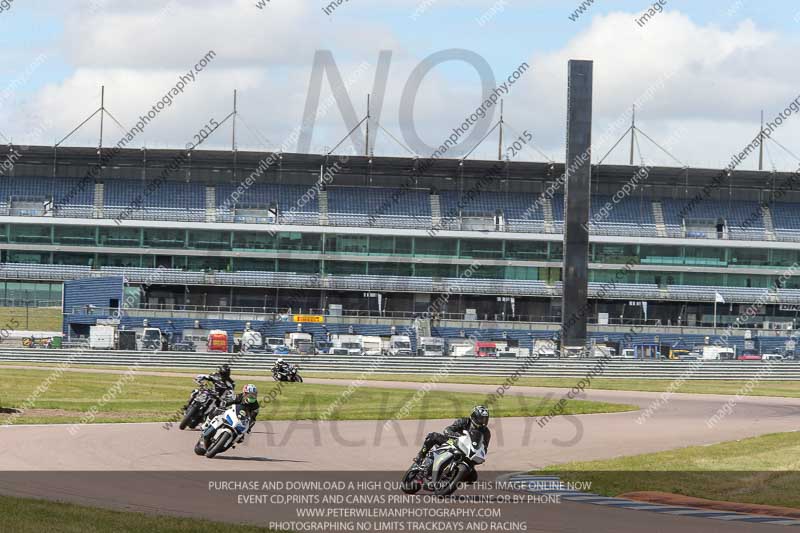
[540, 431, 800, 509]
[0, 495, 282, 533]
[301, 372, 800, 398]
[0, 368, 635, 425]
[0, 306, 62, 332]
[2, 363, 797, 398]
[3, 361, 798, 400]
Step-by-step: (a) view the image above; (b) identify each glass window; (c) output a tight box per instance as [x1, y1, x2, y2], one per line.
[99, 226, 140, 247]
[53, 252, 94, 266]
[7, 251, 48, 264]
[233, 231, 275, 251]
[394, 237, 412, 255]
[367, 262, 413, 276]
[186, 256, 228, 271]
[465, 264, 505, 279]
[97, 254, 141, 267]
[414, 238, 457, 257]
[54, 225, 96, 246]
[415, 263, 457, 277]
[548, 242, 563, 260]
[143, 228, 185, 248]
[368, 236, 395, 255]
[279, 259, 319, 274]
[460, 239, 503, 259]
[682, 272, 726, 286]
[729, 247, 769, 267]
[10, 224, 51, 244]
[770, 249, 798, 267]
[278, 232, 321, 252]
[639, 244, 681, 265]
[684, 246, 726, 266]
[504, 266, 538, 280]
[325, 235, 367, 254]
[188, 230, 230, 250]
[505, 240, 548, 260]
[326, 261, 367, 276]
[593, 244, 637, 264]
[234, 258, 276, 272]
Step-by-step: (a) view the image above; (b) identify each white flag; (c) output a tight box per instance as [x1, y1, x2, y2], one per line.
[714, 292, 725, 304]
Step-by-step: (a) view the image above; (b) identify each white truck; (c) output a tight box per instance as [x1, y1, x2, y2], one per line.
[449, 341, 475, 357]
[417, 336, 445, 357]
[140, 327, 165, 351]
[89, 325, 116, 350]
[590, 345, 616, 358]
[361, 336, 383, 356]
[265, 337, 287, 352]
[532, 339, 557, 358]
[701, 345, 736, 360]
[331, 334, 363, 355]
[286, 332, 313, 354]
[240, 330, 263, 353]
[387, 335, 413, 356]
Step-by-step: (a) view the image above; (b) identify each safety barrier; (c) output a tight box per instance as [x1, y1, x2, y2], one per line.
[1, 350, 799, 380]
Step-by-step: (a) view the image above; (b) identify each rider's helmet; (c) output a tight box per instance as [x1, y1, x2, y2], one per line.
[218, 364, 231, 380]
[470, 405, 489, 428]
[276, 358, 284, 365]
[242, 384, 258, 405]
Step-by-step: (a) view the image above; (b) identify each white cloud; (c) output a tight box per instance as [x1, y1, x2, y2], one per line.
[4, 3, 800, 171]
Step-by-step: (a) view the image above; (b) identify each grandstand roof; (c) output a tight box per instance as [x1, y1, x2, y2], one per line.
[5, 144, 794, 193]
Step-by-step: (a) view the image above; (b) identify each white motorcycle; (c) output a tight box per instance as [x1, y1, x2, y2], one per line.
[401, 430, 486, 496]
[194, 405, 251, 459]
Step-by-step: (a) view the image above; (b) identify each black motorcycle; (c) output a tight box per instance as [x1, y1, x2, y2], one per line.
[401, 430, 485, 496]
[272, 364, 303, 383]
[179, 378, 234, 430]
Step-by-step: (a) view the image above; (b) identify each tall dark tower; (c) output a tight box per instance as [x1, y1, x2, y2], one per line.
[561, 60, 593, 350]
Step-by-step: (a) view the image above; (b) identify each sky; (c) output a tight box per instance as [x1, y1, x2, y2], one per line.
[1, 0, 800, 170]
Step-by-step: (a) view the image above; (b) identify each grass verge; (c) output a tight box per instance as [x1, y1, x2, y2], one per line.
[0, 494, 281, 533]
[1, 362, 797, 398]
[302, 372, 800, 398]
[540, 431, 800, 509]
[0, 368, 635, 425]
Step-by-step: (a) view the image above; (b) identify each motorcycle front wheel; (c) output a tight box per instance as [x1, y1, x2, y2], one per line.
[400, 466, 423, 494]
[293, 374, 303, 383]
[205, 431, 232, 459]
[433, 463, 470, 497]
[179, 404, 199, 430]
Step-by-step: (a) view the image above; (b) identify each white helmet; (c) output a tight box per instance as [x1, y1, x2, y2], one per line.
[276, 358, 284, 364]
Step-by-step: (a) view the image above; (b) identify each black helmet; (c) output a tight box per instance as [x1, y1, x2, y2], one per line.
[218, 364, 231, 380]
[470, 405, 489, 428]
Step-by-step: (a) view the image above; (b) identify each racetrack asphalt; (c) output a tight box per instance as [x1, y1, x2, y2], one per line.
[1, 368, 798, 532]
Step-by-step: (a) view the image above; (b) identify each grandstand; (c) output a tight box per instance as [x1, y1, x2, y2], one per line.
[1, 145, 800, 351]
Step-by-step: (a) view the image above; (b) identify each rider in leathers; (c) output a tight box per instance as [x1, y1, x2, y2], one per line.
[272, 358, 293, 378]
[414, 406, 491, 467]
[195, 364, 235, 396]
[186, 364, 235, 414]
[196, 384, 260, 454]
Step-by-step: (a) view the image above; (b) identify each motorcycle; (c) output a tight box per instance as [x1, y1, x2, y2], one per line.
[179, 378, 234, 430]
[194, 404, 251, 459]
[272, 364, 303, 383]
[401, 430, 486, 496]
